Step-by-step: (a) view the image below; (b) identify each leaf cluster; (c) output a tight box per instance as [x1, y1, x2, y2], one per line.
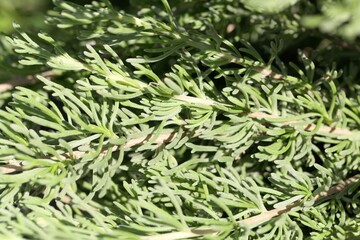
[0, 0, 359, 239]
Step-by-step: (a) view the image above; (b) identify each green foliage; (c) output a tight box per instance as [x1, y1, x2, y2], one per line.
[0, 0, 359, 239]
[302, 0, 360, 40]
[0, 0, 49, 33]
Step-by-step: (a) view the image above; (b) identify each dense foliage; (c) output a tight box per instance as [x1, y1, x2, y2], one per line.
[0, 0, 359, 239]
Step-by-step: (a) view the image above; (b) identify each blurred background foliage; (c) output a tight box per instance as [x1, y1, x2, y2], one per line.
[0, 0, 131, 34]
[0, 0, 50, 105]
[0, 0, 50, 33]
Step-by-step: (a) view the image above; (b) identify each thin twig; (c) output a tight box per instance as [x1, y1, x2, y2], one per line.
[141, 174, 360, 240]
[177, 95, 355, 136]
[248, 112, 353, 135]
[69, 132, 177, 159]
[0, 132, 177, 174]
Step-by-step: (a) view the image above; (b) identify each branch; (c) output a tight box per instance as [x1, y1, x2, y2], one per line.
[141, 173, 360, 240]
[69, 132, 177, 159]
[0, 92, 356, 174]
[176, 95, 355, 136]
[248, 112, 353, 135]
[0, 132, 178, 174]
[0, 95, 356, 174]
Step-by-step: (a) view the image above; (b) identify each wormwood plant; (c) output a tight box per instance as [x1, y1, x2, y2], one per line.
[0, 0, 359, 239]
